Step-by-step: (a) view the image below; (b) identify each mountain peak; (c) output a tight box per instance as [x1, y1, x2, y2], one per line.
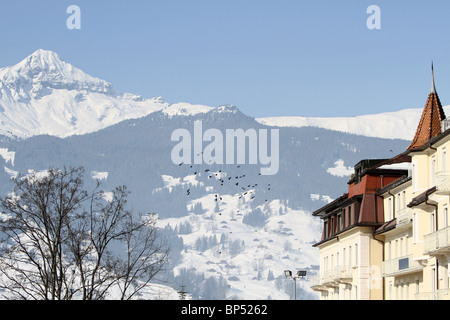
[0, 49, 114, 98]
[20, 49, 81, 79]
[0, 49, 169, 138]
[24, 49, 64, 70]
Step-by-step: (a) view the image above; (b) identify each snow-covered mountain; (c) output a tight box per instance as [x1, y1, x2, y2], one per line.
[0, 112, 409, 300]
[0, 49, 413, 300]
[0, 49, 445, 142]
[0, 49, 220, 139]
[256, 106, 450, 141]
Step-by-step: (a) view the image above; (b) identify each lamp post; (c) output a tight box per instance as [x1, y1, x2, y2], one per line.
[178, 284, 188, 300]
[284, 270, 307, 300]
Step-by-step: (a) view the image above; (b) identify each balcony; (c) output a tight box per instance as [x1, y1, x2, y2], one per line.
[310, 275, 328, 292]
[424, 226, 450, 256]
[322, 270, 339, 287]
[382, 254, 423, 277]
[436, 172, 450, 194]
[334, 266, 353, 284]
[310, 266, 355, 291]
[414, 289, 450, 300]
[396, 207, 413, 229]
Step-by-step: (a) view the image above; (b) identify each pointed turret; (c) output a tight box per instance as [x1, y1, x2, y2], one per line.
[407, 63, 446, 150]
[431, 62, 437, 94]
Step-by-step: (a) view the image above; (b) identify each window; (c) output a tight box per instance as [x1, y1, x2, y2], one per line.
[388, 197, 392, 220]
[343, 248, 346, 267]
[331, 217, 335, 234]
[348, 206, 352, 224]
[402, 191, 406, 209]
[400, 237, 403, 257]
[431, 211, 436, 233]
[395, 280, 399, 300]
[343, 208, 347, 227]
[405, 234, 409, 255]
[406, 280, 410, 300]
[387, 240, 391, 260]
[412, 161, 418, 191]
[431, 268, 436, 293]
[443, 148, 447, 172]
[337, 214, 342, 232]
[431, 155, 436, 187]
[395, 239, 399, 258]
[415, 277, 420, 296]
[445, 264, 449, 290]
[400, 282, 404, 300]
[444, 206, 449, 228]
[389, 283, 393, 300]
[355, 168, 362, 184]
[348, 246, 352, 267]
[413, 212, 419, 243]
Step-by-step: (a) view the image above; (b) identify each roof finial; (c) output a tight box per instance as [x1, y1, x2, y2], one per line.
[431, 61, 437, 94]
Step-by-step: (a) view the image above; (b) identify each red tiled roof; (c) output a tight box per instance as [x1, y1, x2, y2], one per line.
[408, 65, 446, 150]
[408, 91, 446, 150]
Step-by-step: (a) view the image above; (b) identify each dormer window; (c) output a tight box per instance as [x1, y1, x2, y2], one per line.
[355, 168, 362, 184]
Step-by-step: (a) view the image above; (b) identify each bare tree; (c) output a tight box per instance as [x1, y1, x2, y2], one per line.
[0, 167, 168, 300]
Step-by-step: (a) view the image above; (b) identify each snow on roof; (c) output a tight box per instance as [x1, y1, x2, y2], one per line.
[378, 162, 411, 170]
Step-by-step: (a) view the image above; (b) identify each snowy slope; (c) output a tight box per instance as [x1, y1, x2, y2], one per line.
[256, 106, 450, 140]
[156, 173, 321, 300]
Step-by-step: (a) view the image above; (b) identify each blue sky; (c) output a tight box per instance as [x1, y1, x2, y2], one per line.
[1, 1, 450, 118]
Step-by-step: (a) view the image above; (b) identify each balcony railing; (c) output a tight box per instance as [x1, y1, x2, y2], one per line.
[312, 266, 354, 290]
[414, 289, 450, 300]
[310, 275, 328, 292]
[396, 207, 413, 229]
[424, 226, 450, 255]
[436, 172, 450, 194]
[334, 266, 353, 283]
[382, 254, 423, 277]
[323, 270, 339, 287]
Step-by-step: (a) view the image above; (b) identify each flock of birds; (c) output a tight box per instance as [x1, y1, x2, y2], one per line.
[178, 162, 272, 204]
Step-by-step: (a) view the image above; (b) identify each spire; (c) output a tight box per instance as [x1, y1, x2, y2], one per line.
[431, 61, 436, 94]
[407, 63, 446, 150]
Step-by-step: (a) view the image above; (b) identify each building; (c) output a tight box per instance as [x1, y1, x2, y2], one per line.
[311, 65, 450, 300]
[376, 66, 450, 300]
[310, 156, 410, 299]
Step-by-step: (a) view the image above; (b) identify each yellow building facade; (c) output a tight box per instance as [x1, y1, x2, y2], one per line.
[378, 132, 450, 300]
[311, 226, 385, 300]
[311, 158, 409, 300]
[312, 67, 450, 300]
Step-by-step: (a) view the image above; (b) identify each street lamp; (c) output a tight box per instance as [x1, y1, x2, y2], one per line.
[284, 270, 307, 300]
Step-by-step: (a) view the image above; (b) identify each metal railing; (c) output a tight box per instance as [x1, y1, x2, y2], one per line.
[314, 266, 353, 287]
[436, 171, 450, 193]
[414, 289, 450, 300]
[424, 226, 450, 255]
[310, 275, 328, 291]
[334, 266, 353, 281]
[396, 207, 413, 228]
